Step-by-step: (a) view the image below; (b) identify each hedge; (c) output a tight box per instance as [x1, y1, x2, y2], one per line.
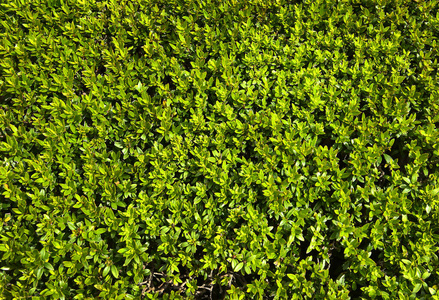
[1, 0, 439, 299]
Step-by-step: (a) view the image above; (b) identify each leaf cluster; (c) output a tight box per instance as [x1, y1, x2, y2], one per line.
[1, 0, 439, 299]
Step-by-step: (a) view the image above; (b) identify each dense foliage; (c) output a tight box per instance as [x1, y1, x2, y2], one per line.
[1, 0, 439, 299]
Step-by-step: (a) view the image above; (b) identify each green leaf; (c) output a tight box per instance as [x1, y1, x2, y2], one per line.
[40, 248, 49, 261]
[52, 241, 62, 249]
[95, 228, 107, 235]
[36, 267, 44, 280]
[44, 262, 54, 270]
[111, 265, 119, 278]
[103, 265, 110, 277]
[413, 283, 422, 294]
[12, 208, 22, 214]
[63, 261, 73, 268]
[287, 274, 296, 280]
[135, 81, 143, 92]
[383, 154, 392, 164]
[422, 271, 431, 280]
[10, 124, 17, 133]
[234, 262, 244, 272]
[426, 205, 431, 214]
[244, 264, 251, 274]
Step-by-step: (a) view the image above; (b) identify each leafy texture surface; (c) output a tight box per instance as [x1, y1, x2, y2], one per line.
[1, 0, 439, 299]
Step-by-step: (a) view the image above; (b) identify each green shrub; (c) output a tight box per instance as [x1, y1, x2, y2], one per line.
[1, 0, 439, 299]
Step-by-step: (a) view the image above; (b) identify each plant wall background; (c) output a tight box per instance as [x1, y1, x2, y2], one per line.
[1, 0, 439, 299]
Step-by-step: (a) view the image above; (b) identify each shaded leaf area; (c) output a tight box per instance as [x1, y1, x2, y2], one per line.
[1, 0, 439, 299]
